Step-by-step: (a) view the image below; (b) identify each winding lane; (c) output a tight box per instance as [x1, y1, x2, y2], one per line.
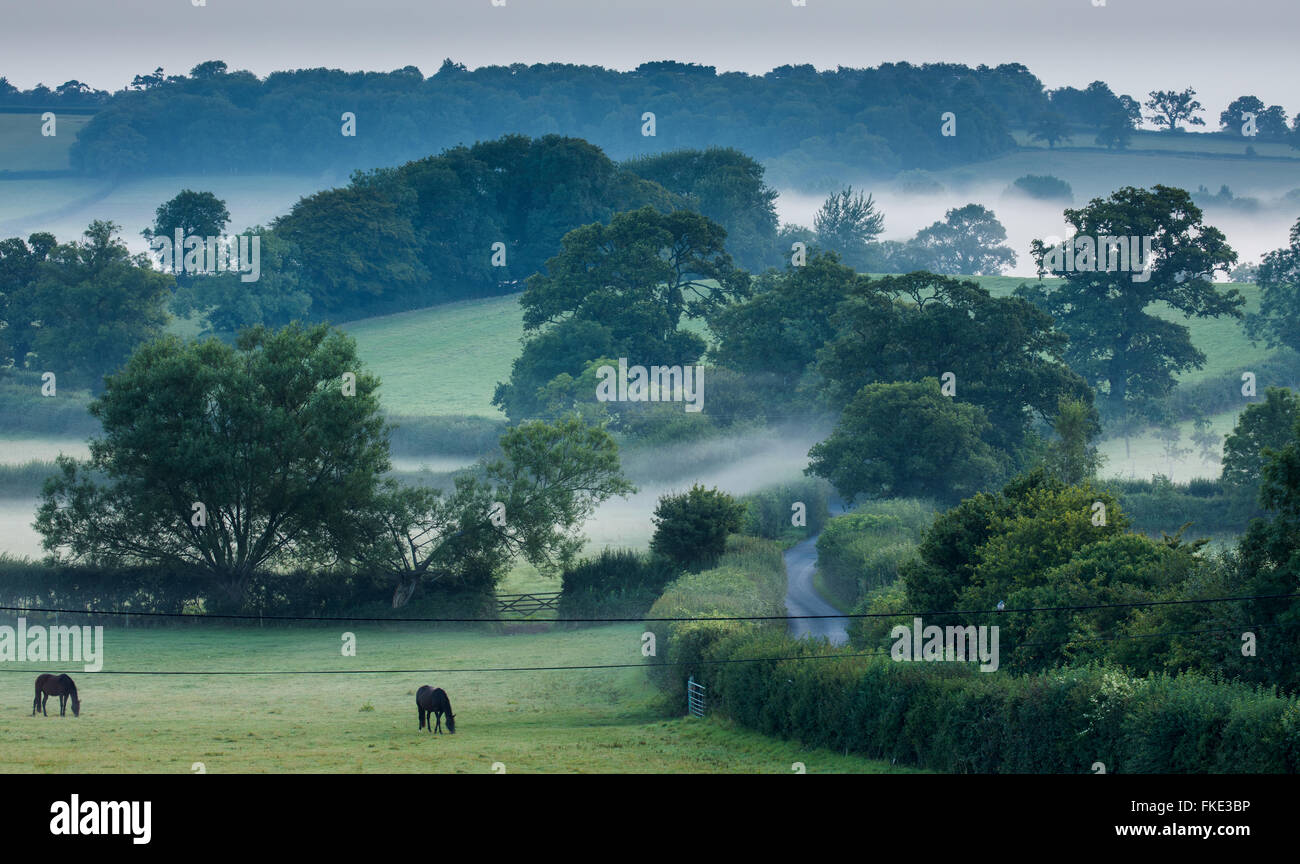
[783, 534, 849, 645]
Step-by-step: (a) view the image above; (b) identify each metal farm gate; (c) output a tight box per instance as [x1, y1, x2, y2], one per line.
[687, 675, 706, 718]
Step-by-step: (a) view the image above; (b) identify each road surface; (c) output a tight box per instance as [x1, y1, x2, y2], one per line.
[783, 534, 849, 645]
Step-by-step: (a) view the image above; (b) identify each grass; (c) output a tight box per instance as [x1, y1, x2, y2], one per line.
[0, 113, 91, 172]
[0, 622, 923, 773]
[340, 294, 522, 417]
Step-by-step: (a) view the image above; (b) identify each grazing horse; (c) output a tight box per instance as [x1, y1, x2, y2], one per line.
[415, 685, 455, 734]
[32, 673, 80, 717]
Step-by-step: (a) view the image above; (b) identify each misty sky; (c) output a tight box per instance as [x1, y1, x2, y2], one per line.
[3, 0, 1297, 122]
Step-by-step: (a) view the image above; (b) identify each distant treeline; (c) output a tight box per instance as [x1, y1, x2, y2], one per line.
[174, 135, 781, 326]
[62, 60, 1062, 180]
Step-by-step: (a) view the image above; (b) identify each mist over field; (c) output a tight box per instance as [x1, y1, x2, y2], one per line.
[6, 0, 1300, 789]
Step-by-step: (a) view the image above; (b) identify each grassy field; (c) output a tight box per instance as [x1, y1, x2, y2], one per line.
[0, 113, 91, 172]
[340, 294, 522, 417]
[0, 622, 922, 774]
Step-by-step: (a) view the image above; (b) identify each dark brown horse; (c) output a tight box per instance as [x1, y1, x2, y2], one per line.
[32, 673, 79, 717]
[415, 685, 455, 734]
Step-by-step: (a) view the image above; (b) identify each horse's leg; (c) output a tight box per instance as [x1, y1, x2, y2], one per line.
[32, 690, 38, 716]
[59, 694, 65, 716]
[42, 694, 49, 716]
[418, 707, 424, 731]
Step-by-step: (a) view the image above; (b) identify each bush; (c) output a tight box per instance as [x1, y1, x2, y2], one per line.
[815, 499, 934, 606]
[1007, 174, 1073, 202]
[1107, 476, 1252, 538]
[557, 549, 679, 622]
[738, 478, 832, 542]
[700, 629, 1300, 773]
[644, 535, 786, 700]
[650, 484, 746, 571]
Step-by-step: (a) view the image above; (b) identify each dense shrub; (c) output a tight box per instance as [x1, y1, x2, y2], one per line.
[644, 535, 786, 699]
[701, 630, 1300, 773]
[1107, 476, 1253, 538]
[738, 478, 832, 542]
[0, 555, 495, 623]
[557, 549, 679, 622]
[1007, 174, 1073, 202]
[815, 499, 934, 606]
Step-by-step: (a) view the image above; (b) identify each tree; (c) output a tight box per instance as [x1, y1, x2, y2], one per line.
[649, 484, 746, 571]
[520, 206, 747, 340]
[1029, 110, 1070, 148]
[1041, 397, 1103, 485]
[905, 203, 1016, 275]
[1221, 387, 1300, 495]
[813, 187, 885, 269]
[1233, 421, 1300, 689]
[143, 189, 231, 244]
[189, 60, 229, 80]
[1246, 217, 1300, 355]
[806, 379, 1006, 504]
[1219, 96, 1289, 139]
[708, 250, 863, 384]
[14, 221, 172, 390]
[142, 189, 232, 291]
[1021, 185, 1241, 414]
[362, 416, 634, 606]
[623, 148, 779, 271]
[35, 324, 392, 607]
[1095, 111, 1134, 150]
[497, 207, 748, 420]
[818, 271, 1089, 454]
[1145, 88, 1206, 131]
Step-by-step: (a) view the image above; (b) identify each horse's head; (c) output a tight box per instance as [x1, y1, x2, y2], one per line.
[446, 713, 455, 734]
[71, 695, 80, 717]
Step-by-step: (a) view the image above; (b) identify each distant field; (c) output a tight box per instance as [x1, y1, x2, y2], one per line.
[931, 146, 1300, 206]
[1009, 128, 1300, 160]
[0, 623, 922, 774]
[341, 294, 523, 417]
[0, 113, 91, 172]
[0, 173, 332, 245]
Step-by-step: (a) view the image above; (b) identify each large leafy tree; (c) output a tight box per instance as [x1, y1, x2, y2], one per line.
[905, 203, 1016, 275]
[497, 206, 748, 420]
[361, 416, 634, 607]
[1233, 421, 1300, 690]
[708, 250, 864, 385]
[6, 221, 172, 390]
[36, 323, 390, 607]
[813, 187, 885, 269]
[817, 271, 1089, 453]
[623, 147, 779, 271]
[806, 378, 1006, 504]
[1020, 185, 1241, 414]
[1246, 217, 1300, 355]
[1145, 88, 1206, 131]
[1221, 387, 1300, 496]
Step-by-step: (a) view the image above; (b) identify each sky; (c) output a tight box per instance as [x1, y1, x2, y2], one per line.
[2, 0, 1297, 120]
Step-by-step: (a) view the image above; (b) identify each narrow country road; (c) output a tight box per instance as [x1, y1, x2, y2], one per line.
[783, 534, 849, 645]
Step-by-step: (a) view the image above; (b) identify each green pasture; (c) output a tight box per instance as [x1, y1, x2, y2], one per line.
[0, 622, 922, 774]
